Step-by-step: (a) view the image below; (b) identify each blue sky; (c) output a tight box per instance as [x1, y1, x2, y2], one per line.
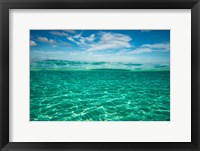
[30, 30, 170, 64]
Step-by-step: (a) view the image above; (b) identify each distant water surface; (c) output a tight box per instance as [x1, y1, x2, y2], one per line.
[30, 60, 170, 121]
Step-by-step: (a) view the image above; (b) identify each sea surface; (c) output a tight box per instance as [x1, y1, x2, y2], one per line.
[30, 60, 170, 121]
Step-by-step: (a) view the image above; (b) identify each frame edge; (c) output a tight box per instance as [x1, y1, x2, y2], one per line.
[1, 0, 200, 151]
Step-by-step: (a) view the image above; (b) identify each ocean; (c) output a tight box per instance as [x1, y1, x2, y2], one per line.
[30, 60, 170, 121]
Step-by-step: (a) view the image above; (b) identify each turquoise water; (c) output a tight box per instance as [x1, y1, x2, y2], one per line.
[30, 60, 170, 121]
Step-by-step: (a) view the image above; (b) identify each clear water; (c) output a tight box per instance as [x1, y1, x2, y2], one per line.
[30, 60, 170, 121]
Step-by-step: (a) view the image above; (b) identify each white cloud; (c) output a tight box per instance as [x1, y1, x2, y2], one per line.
[66, 33, 82, 45]
[38, 37, 48, 42]
[30, 50, 138, 63]
[128, 48, 153, 54]
[30, 40, 37, 46]
[30, 49, 169, 64]
[38, 37, 57, 45]
[87, 32, 132, 51]
[73, 33, 82, 39]
[50, 31, 68, 36]
[62, 41, 71, 47]
[86, 34, 95, 42]
[80, 34, 95, 45]
[67, 32, 132, 51]
[142, 43, 169, 50]
[67, 33, 95, 46]
[67, 36, 81, 45]
[124, 43, 170, 54]
[66, 31, 169, 54]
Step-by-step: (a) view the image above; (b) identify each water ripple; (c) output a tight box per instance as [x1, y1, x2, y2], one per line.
[30, 70, 170, 121]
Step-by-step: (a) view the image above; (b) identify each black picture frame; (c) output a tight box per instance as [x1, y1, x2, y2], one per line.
[0, 0, 200, 150]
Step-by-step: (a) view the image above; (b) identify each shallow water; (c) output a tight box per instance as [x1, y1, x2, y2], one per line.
[30, 69, 170, 121]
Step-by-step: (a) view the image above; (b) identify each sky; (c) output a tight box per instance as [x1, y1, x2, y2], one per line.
[30, 30, 170, 64]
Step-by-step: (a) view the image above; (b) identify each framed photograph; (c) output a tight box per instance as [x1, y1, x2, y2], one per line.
[0, 0, 200, 151]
